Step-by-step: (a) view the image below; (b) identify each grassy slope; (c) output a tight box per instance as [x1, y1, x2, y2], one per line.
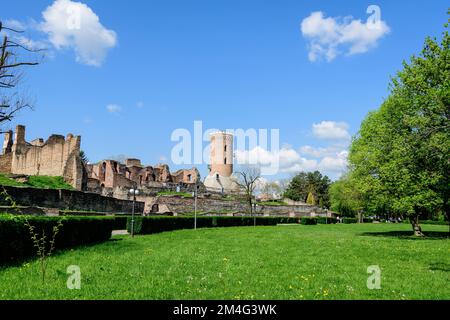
[0, 223, 448, 300]
[0, 174, 74, 190]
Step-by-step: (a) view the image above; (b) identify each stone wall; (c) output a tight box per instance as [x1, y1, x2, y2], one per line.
[0, 153, 12, 173]
[86, 159, 200, 192]
[1, 186, 144, 213]
[150, 195, 326, 216]
[0, 126, 85, 190]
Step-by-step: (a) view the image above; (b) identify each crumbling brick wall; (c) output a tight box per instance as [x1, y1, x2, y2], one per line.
[0, 125, 85, 190]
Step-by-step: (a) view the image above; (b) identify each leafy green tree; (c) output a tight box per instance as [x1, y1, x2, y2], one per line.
[349, 15, 450, 236]
[329, 174, 362, 218]
[284, 171, 331, 208]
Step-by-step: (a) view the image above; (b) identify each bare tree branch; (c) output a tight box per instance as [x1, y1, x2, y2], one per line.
[0, 21, 41, 131]
[235, 166, 261, 215]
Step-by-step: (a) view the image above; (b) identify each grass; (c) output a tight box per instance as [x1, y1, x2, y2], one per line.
[0, 174, 24, 187]
[157, 191, 193, 198]
[0, 223, 448, 300]
[259, 201, 289, 206]
[0, 174, 74, 190]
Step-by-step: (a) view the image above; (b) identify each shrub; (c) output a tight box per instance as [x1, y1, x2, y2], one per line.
[113, 215, 130, 230]
[0, 215, 114, 265]
[300, 217, 318, 225]
[342, 217, 358, 224]
[317, 217, 337, 224]
[418, 220, 449, 226]
[126, 216, 304, 235]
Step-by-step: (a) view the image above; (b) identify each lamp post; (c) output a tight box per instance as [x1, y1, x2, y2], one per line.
[194, 183, 198, 230]
[253, 200, 257, 227]
[129, 188, 139, 237]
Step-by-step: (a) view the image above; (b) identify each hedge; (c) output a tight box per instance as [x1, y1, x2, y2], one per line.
[113, 215, 130, 230]
[127, 216, 303, 235]
[342, 218, 358, 224]
[0, 215, 114, 265]
[300, 217, 318, 225]
[418, 220, 449, 226]
[317, 217, 337, 225]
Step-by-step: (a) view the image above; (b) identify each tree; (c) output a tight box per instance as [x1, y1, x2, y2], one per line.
[260, 181, 282, 199]
[79, 150, 89, 165]
[349, 14, 450, 236]
[235, 166, 261, 217]
[329, 174, 363, 218]
[284, 171, 331, 208]
[0, 21, 41, 132]
[306, 192, 315, 205]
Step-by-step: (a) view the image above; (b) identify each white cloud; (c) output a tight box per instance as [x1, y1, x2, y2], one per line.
[300, 144, 346, 158]
[15, 35, 48, 51]
[235, 145, 348, 178]
[318, 150, 348, 173]
[40, 0, 117, 66]
[312, 121, 350, 141]
[106, 104, 121, 114]
[3, 19, 27, 31]
[301, 11, 390, 62]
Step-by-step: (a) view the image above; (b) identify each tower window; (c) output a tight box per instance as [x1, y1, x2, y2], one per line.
[224, 145, 227, 152]
[224, 157, 227, 165]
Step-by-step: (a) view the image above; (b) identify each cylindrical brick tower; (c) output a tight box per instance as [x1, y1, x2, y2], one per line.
[209, 131, 233, 177]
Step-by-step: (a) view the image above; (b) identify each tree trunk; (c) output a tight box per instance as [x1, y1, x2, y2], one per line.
[444, 202, 450, 237]
[247, 195, 253, 215]
[410, 216, 424, 237]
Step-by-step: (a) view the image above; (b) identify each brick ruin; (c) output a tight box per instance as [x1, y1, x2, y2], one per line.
[0, 125, 86, 190]
[85, 159, 201, 192]
[0, 126, 324, 217]
[0, 125, 201, 193]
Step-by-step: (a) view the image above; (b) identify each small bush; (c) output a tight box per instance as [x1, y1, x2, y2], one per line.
[0, 215, 114, 265]
[317, 217, 337, 224]
[113, 215, 130, 230]
[301, 217, 318, 225]
[418, 220, 449, 226]
[342, 218, 358, 224]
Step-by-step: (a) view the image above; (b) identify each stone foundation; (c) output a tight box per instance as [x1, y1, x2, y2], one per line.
[0, 186, 144, 213]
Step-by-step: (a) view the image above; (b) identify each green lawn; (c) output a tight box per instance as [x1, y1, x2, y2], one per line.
[0, 223, 448, 300]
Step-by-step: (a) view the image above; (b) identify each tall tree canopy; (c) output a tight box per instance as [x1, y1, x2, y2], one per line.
[329, 174, 363, 218]
[284, 171, 331, 208]
[348, 15, 449, 236]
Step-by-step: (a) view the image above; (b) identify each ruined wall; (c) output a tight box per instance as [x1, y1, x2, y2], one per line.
[87, 160, 200, 192]
[171, 168, 200, 184]
[1, 186, 145, 213]
[0, 126, 85, 190]
[0, 153, 12, 173]
[150, 195, 326, 216]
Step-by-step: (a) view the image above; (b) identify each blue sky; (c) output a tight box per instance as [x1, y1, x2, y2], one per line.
[1, 0, 449, 181]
